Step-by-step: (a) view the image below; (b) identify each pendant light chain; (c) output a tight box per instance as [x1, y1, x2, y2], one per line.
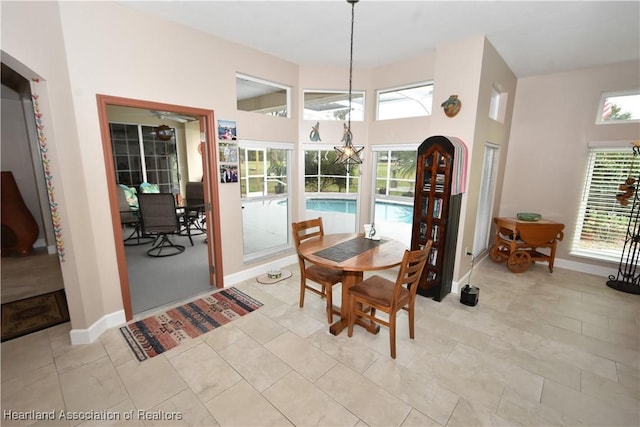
[334, 0, 364, 171]
[347, 0, 355, 130]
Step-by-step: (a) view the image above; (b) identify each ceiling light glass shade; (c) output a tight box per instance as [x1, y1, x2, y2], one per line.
[334, 128, 363, 171]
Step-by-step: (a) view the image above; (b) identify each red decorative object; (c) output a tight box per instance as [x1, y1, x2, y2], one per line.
[1, 171, 39, 256]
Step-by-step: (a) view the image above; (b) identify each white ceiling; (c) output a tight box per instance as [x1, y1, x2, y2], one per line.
[120, 1, 639, 78]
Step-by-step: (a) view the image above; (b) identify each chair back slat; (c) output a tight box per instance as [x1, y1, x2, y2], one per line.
[392, 241, 432, 304]
[292, 217, 324, 248]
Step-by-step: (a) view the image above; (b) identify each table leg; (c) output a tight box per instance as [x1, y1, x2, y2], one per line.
[329, 270, 380, 336]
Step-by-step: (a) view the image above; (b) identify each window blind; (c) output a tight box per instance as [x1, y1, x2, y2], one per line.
[572, 147, 638, 261]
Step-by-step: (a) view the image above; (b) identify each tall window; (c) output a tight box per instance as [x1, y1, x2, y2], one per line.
[304, 148, 360, 233]
[110, 123, 180, 194]
[472, 143, 500, 255]
[372, 147, 417, 248]
[572, 144, 639, 262]
[377, 82, 434, 120]
[239, 143, 292, 258]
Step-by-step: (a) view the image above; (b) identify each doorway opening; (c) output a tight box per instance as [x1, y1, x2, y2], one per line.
[97, 95, 223, 320]
[1, 63, 64, 306]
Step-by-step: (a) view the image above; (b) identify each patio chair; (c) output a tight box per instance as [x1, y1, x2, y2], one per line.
[180, 181, 206, 245]
[117, 185, 151, 246]
[138, 193, 185, 257]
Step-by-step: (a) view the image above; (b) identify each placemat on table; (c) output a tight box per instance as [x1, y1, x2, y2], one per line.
[313, 237, 387, 263]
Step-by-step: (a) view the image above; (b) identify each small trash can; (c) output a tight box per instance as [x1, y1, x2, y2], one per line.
[460, 284, 479, 306]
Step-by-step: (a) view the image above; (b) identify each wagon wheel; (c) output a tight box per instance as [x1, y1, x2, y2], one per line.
[507, 251, 531, 273]
[489, 243, 509, 263]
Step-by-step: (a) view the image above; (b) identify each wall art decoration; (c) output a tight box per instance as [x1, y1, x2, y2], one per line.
[219, 143, 238, 163]
[30, 87, 65, 262]
[218, 119, 237, 140]
[217, 120, 239, 184]
[220, 164, 238, 183]
[441, 95, 462, 118]
[309, 121, 321, 141]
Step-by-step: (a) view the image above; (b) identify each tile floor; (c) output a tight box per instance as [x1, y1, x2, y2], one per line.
[1, 259, 639, 426]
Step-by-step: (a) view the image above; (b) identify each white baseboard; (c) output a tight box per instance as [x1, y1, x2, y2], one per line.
[452, 255, 617, 296]
[451, 280, 461, 295]
[553, 257, 617, 278]
[68, 255, 297, 345]
[69, 310, 126, 345]
[224, 254, 298, 286]
[32, 238, 56, 254]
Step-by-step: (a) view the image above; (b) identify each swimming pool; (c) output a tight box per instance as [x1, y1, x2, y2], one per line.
[306, 199, 414, 224]
[306, 199, 357, 214]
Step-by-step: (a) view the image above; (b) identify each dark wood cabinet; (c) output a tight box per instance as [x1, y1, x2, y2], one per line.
[411, 136, 462, 301]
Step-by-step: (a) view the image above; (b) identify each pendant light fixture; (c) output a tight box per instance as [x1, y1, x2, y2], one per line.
[334, 0, 364, 172]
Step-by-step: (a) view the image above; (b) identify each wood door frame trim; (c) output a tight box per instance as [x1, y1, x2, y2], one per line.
[96, 94, 224, 321]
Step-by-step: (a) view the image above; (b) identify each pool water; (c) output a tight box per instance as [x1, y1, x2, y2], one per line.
[374, 201, 414, 224]
[306, 199, 357, 214]
[306, 199, 413, 224]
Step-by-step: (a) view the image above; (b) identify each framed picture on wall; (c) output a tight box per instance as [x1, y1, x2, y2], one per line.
[220, 164, 238, 183]
[219, 142, 238, 163]
[218, 120, 237, 141]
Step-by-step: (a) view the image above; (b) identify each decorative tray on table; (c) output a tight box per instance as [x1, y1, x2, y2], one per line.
[517, 212, 542, 222]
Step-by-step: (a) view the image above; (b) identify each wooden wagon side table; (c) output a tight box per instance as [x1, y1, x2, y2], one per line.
[489, 217, 564, 273]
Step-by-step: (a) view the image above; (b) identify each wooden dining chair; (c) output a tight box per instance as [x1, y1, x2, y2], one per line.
[347, 242, 432, 359]
[292, 218, 342, 323]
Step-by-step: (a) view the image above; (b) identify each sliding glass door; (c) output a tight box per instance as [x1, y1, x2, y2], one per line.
[239, 142, 292, 259]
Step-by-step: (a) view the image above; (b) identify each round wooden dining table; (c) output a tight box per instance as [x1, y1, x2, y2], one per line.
[297, 232, 408, 335]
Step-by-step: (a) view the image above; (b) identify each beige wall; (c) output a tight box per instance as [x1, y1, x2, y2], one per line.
[426, 36, 519, 282]
[368, 54, 436, 145]
[462, 38, 517, 277]
[430, 36, 485, 281]
[55, 1, 299, 282]
[503, 60, 640, 271]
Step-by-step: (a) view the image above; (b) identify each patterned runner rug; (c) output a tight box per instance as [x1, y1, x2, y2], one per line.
[120, 287, 262, 361]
